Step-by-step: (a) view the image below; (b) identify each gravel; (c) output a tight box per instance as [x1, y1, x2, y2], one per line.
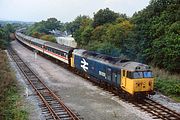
[6, 50, 45, 120]
[150, 92, 180, 113]
[9, 40, 180, 120]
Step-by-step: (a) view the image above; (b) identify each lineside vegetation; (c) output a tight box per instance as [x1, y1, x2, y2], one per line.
[0, 50, 28, 119]
[0, 24, 28, 119]
[153, 68, 180, 102]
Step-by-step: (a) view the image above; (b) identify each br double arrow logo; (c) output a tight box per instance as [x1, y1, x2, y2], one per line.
[81, 58, 88, 72]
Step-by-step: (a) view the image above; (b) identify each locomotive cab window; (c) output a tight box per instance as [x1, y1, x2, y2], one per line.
[127, 71, 153, 79]
[133, 72, 143, 79]
[143, 71, 153, 78]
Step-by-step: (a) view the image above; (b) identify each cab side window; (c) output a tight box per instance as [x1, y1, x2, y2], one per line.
[123, 70, 126, 77]
[127, 71, 132, 79]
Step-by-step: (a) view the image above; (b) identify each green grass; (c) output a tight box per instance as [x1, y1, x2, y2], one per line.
[0, 50, 28, 120]
[153, 67, 180, 102]
[0, 86, 28, 120]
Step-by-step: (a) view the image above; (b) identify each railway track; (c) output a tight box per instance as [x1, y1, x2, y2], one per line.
[8, 47, 82, 120]
[64, 63, 180, 120]
[72, 68, 180, 120]
[15, 40, 180, 120]
[69, 65, 180, 119]
[132, 98, 180, 120]
[86, 77, 180, 120]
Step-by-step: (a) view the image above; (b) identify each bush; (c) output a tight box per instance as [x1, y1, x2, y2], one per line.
[40, 35, 56, 43]
[0, 50, 28, 119]
[0, 39, 9, 50]
[153, 67, 180, 101]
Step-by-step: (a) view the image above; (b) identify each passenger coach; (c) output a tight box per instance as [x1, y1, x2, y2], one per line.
[44, 42, 74, 64]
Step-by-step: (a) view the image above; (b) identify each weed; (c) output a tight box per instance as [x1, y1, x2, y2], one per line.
[0, 50, 28, 120]
[153, 67, 180, 102]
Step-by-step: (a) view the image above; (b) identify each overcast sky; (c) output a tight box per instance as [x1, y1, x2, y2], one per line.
[0, 0, 150, 22]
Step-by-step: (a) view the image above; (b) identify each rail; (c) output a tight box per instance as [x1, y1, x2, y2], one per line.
[8, 47, 82, 120]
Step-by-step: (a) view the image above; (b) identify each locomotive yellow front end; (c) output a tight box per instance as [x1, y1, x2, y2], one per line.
[120, 62, 154, 96]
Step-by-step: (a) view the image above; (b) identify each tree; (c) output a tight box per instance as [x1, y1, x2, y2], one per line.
[106, 20, 134, 49]
[0, 24, 15, 49]
[66, 15, 92, 34]
[131, 0, 180, 72]
[45, 18, 62, 31]
[88, 41, 121, 57]
[26, 18, 63, 35]
[90, 25, 109, 42]
[80, 26, 93, 45]
[71, 16, 93, 46]
[93, 8, 119, 27]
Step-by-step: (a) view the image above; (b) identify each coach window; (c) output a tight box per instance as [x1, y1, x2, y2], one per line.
[54, 49, 56, 54]
[56, 50, 58, 54]
[57, 50, 59, 54]
[56, 50, 59, 55]
[60, 51, 63, 56]
[55, 50, 58, 54]
[59, 51, 61, 55]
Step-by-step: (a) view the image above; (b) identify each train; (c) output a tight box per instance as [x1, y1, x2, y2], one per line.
[15, 31, 154, 97]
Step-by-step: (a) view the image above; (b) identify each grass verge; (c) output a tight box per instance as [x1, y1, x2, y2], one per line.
[153, 67, 180, 102]
[0, 50, 28, 120]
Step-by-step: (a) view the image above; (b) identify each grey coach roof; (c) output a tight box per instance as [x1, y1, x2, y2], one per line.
[44, 41, 74, 52]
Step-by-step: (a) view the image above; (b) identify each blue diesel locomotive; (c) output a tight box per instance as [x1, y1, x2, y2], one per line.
[15, 32, 154, 96]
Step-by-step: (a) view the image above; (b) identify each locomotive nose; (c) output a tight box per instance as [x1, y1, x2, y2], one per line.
[136, 82, 146, 90]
